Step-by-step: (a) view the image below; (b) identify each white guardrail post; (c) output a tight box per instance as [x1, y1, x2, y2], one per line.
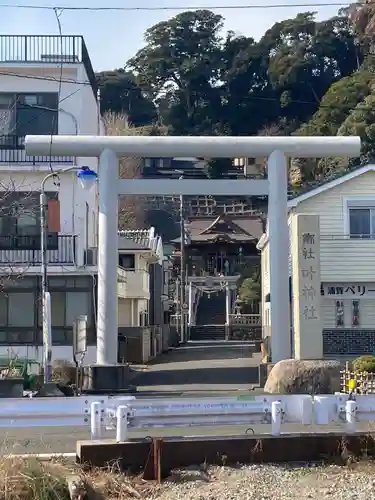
[90, 401, 102, 440]
[345, 400, 357, 433]
[116, 405, 129, 442]
[271, 401, 282, 435]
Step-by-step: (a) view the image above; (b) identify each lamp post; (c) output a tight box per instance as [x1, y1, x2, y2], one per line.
[174, 171, 185, 343]
[40, 165, 98, 383]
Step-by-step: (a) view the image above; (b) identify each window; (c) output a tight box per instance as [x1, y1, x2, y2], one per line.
[0, 191, 57, 247]
[8, 293, 34, 327]
[335, 300, 344, 327]
[144, 158, 151, 168]
[66, 291, 92, 327]
[349, 207, 375, 238]
[0, 92, 58, 138]
[352, 300, 360, 327]
[0, 294, 7, 326]
[50, 291, 65, 327]
[119, 254, 135, 270]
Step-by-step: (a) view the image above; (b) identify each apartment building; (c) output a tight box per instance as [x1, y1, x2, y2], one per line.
[0, 35, 101, 363]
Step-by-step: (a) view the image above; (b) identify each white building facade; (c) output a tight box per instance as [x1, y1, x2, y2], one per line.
[259, 164, 375, 358]
[0, 35, 101, 364]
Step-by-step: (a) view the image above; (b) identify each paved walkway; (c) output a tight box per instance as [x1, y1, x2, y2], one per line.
[130, 341, 262, 395]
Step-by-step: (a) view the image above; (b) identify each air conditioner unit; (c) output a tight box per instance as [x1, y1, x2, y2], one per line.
[85, 247, 98, 265]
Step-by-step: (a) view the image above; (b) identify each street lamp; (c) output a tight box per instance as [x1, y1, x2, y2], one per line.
[41, 165, 98, 383]
[174, 170, 186, 343]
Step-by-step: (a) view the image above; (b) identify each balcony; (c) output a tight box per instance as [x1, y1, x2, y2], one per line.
[117, 268, 150, 299]
[0, 234, 76, 265]
[0, 35, 97, 95]
[0, 135, 74, 165]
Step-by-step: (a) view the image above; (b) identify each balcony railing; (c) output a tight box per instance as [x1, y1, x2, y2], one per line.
[229, 314, 261, 326]
[0, 135, 74, 164]
[0, 235, 76, 265]
[0, 35, 97, 95]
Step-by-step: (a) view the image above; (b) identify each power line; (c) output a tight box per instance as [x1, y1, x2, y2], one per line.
[0, 2, 367, 11]
[4, 69, 375, 111]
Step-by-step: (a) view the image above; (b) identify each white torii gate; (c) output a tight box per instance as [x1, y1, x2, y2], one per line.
[25, 135, 361, 367]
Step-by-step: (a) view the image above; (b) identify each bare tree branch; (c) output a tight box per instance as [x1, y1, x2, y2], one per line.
[103, 112, 168, 230]
[0, 175, 43, 290]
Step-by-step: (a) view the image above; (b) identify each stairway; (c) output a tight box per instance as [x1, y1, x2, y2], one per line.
[196, 291, 226, 325]
[189, 324, 226, 341]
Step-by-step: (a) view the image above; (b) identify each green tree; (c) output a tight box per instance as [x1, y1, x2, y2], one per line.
[338, 92, 375, 162]
[297, 71, 374, 136]
[96, 69, 157, 126]
[127, 10, 224, 135]
[259, 13, 361, 126]
[238, 277, 261, 313]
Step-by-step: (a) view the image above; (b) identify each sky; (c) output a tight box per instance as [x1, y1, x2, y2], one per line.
[1, 0, 347, 72]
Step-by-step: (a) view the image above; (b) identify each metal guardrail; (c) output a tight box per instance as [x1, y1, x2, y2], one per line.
[0, 35, 98, 95]
[0, 394, 373, 440]
[0, 395, 136, 428]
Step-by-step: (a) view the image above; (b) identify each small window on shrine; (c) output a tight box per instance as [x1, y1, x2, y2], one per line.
[352, 300, 360, 327]
[335, 300, 344, 327]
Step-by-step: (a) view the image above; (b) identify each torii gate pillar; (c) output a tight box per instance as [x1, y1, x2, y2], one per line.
[25, 135, 360, 389]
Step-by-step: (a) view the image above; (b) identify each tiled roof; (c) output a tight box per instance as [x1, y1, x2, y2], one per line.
[118, 228, 163, 261]
[171, 214, 265, 243]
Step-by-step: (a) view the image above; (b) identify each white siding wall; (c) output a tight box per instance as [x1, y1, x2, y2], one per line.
[322, 299, 375, 329]
[118, 298, 132, 326]
[291, 169, 375, 332]
[293, 170, 375, 281]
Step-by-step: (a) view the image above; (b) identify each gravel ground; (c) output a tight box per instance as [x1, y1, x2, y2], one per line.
[145, 462, 375, 499]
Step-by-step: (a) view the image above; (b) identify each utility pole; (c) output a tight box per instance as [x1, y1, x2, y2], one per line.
[179, 175, 185, 343]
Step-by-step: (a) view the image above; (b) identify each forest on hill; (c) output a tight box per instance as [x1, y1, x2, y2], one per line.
[96, 2, 375, 186]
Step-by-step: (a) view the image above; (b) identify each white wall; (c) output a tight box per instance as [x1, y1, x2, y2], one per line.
[0, 170, 93, 241]
[0, 65, 101, 247]
[0, 65, 99, 137]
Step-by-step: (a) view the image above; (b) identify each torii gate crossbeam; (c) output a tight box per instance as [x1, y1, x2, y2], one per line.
[25, 135, 361, 383]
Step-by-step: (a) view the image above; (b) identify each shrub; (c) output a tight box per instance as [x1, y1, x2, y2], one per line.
[352, 355, 375, 373]
[52, 359, 76, 385]
[0, 457, 70, 500]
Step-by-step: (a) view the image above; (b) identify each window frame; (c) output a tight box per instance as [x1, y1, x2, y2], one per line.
[343, 196, 375, 240]
[0, 191, 58, 249]
[0, 92, 59, 140]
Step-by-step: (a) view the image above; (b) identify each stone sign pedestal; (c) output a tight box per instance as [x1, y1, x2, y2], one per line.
[291, 214, 323, 359]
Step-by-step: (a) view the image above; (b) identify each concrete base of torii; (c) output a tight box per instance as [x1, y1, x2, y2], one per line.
[81, 364, 133, 393]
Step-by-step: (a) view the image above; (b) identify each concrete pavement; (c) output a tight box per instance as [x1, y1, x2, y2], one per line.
[130, 341, 262, 393]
